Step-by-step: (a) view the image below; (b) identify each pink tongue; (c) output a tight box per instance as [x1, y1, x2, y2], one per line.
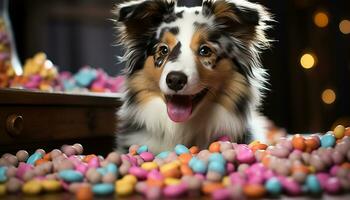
[166, 96, 192, 123]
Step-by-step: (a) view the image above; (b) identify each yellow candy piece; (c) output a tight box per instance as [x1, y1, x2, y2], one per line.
[41, 180, 61, 192]
[116, 183, 134, 196]
[122, 174, 137, 185]
[141, 162, 158, 171]
[33, 52, 47, 66]
[0, 184, 6, 196]
[22, 180, 42, 195]
[222, 176, 230, 186]
[164, 178, 181, 186]
[160, 162, 179, 173]
[248, 140, 260, 147]
[334, 125, 345, 139]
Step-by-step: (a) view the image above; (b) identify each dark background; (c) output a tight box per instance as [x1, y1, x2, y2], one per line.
[8, 0, 350, 134]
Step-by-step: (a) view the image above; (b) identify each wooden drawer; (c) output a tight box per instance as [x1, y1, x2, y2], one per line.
[0, 89, 121, 154]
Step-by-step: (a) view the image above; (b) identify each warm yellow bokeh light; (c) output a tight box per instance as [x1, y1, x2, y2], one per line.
[314, 12, 329, 28]
[300, 53, 316, 69]
[339, 20, 350, 34]
[322, 89, 336, 104]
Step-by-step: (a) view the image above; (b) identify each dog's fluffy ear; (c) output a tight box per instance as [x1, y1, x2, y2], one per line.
[202, 0, 271, 47]
[114, 0, 176, 74]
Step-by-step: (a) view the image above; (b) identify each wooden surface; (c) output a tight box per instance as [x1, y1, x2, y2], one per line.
[0, 88, 121, 155]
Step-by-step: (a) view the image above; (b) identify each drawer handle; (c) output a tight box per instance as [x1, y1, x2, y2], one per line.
[6, 114, 24, 136]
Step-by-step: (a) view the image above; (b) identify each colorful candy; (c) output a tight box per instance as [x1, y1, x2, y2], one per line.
[0, 126, 350, 199]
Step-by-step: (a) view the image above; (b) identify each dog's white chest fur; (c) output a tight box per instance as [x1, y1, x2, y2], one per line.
[117, 97, 266, 153]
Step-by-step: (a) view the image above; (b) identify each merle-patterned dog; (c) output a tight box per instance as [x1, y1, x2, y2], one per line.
[114, 0, 272, 153]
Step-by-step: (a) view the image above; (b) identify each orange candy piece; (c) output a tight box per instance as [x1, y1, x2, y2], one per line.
[304, 138, 319, 152]
[189, 146, 199, 154]
[147, 179, 164, 187]
[202, 182, 224, 195]
[250, 143, 268, 152]
[178, 153, 192, 164]
[180, 164, 193, 176]
[243, 184, 266, 198]
[43, 153, 51, 161]
[162, 168, 181, 178]
[76, 185, 93, 200]
[292, 134, 306, 151]
[209, 142, 221, 153]
[83, 154, 97, 163]
[345, 127, 350, 136]
[35, 158, 48, 166]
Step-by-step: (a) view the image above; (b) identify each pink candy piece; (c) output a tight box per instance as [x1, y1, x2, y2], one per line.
[16, 162, 34, 180]
[163, 183, 187, 198]
[147, 169, 163, 181]
[236, 144, 255, 164]
[316, 173, 330, 189]
[248, 174, 264, 184]
[330, 165, 340, 176]
[146, 186, 162, 199]
[212, 188, 231, 200]
[128, 155, 138, 166]
[263, 169, 276, 180]
[194, 173, 205, 181]
[129, 166, 148, 180]
[139, 152, 154, 162]
[230, 172, 246, 185]
[88, 157, 100, 168]
[75, 163, 88, 175]
[325, 177, 341, 193]
[281, 177, 301, 196]
[226, 163, 235, 174]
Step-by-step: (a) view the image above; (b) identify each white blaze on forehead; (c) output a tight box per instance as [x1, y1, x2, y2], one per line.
[158, 7, 214, 95]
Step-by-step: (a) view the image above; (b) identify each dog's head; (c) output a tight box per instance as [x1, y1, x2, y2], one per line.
[114, 0, 271, 123]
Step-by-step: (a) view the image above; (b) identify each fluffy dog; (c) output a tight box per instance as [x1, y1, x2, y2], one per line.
[114, 0, 272, 153]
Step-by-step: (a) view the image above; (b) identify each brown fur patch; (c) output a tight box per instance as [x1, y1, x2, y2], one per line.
[190, 28, 250, 112]
[128, 31, 180, 106]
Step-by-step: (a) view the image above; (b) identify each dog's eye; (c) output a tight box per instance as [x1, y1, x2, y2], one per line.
[198, 45, 212, 57]
[159, 45, 169, 56]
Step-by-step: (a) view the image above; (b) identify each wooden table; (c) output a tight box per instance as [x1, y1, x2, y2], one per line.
[0, 88, 121, 156]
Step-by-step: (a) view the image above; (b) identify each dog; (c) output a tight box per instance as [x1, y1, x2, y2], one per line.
[114, 0, 272, 153]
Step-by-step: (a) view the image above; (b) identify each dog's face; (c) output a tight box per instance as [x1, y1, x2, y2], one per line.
[115, 0, 270, 123]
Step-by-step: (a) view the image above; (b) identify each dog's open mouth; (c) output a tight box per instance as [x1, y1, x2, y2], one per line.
[165, 89, 208, 123]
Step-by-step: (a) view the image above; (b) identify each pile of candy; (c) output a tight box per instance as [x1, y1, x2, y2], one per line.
[1, 125, 350, 199]
[0, 52, 124, 93]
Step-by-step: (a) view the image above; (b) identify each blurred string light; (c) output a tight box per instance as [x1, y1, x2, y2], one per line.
[322, 89, 336, 104]
[300, 53, 317, 69]
[314, 11, 329, 28]
[339, 20, 350, 34]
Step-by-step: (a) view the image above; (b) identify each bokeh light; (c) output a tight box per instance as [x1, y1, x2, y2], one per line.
[322, 89, 336, 104]
[314, 12, 329, 28]
[339, 20, 350, 34]
[300, 53, 316, 69]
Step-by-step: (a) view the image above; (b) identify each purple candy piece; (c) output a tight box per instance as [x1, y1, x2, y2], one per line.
[226, 163, 235, 174]
[230, 172, 246, 185]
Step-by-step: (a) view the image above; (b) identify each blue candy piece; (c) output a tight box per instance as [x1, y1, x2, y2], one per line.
[156, 151, 170, 159]
[208, 162, 225, 175]
[62, 79, 77, 91]
[265, 177, 282, 195]
[192, 159, 207, 174]
[209, 153, 226, 164]
[306, 174, 321, 194]
[97, 167, 108, 176]
[106, 163, 118, 174]
[26, 152, 43, 165]
[58, 170, 84, 182]
[0, 167, 8, 183]
[189, 157, 199, 168]
[74, 68, 97, 87]
[320, 132, 336, 148]
[137, 145, 148, 154]
[174, 144, 189, 155]
[92, 183, 114, 195]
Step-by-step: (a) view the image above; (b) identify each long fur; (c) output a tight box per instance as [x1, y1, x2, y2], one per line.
[113, 0, 273, 153]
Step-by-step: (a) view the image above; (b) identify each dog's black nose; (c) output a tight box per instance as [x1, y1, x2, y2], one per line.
[166, 71, 187, 91]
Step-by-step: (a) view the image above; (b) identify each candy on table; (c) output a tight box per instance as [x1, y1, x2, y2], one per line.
[1, 125, 350, 198]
